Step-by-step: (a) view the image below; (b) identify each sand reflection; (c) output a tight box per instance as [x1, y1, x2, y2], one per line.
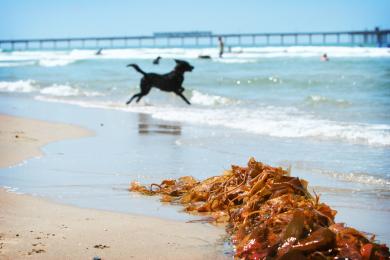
[138, 113, 181, 135]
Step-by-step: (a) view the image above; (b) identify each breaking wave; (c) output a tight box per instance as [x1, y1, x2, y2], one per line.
[305, 95, 351, 107]
[0, 80, 38, 93]
[39, 84, 102, 97]
[326, 171, 390, 187]
[0, 61, 36, 67]
[190, 90, 237, 106]
[0, 80, 103, 97]
[0, 46, 389, 67]
[34, 96, 390, 147]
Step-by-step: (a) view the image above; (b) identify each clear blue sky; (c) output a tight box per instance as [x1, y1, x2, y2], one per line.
[1, 0, 389, 39]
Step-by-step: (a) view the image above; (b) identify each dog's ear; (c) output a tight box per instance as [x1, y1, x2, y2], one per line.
[174, 59, 183, 64]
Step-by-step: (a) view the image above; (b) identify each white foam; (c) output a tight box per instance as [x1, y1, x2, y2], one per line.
[306, 95, 351, 106]
[95, 46, 390, 59]
[35, 96, 122, 109]
[320, 170, 390, 187]
[34, 96, 390, 147]
[0, 80, 103, 97]
[149, 107, 390, 147]
[0, 80, 37, 93]
[0, 49, 92, 67]
[190, 90, 236, 106]
[0, 61, 36, 67]
[310, 95, 327, 102]
[234, 46, 390, 58]
[3, 186, 19, 193]
[294, 163, 390, 187]
[0, 46, 388, 67]
[40, 84, 103, 97]
[40, 85, 81, 96]
[37, 49, 96, 67]
[217, 58, 257, 64]
[97, 48, 201, 59]
[39, 59, 75, 67]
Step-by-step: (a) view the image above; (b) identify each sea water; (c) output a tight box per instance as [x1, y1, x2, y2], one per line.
[0, 46, 389, 243]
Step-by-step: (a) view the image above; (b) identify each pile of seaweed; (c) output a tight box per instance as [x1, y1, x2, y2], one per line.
[129, 158, 389, 259]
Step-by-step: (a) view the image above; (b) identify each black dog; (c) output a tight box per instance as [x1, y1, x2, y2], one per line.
[126, 59, 193, 105]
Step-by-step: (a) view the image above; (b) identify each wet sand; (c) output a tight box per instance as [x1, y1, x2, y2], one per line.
[0, 114, 226, 259]
[0, 114, 93, 168]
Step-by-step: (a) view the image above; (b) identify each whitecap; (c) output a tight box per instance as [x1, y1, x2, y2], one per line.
[190, 90, 236, 106]
[332, 172, 390, 186]
[40, 84, 103, 97]
[0, 80, 37, 93]
[0, 61, 36, 67]
[1, 46, 389, 65]
[34, 96, 390, 147]
[40, 85, 81, 96]
[39, 59, 76, 67]
[306, 95, 351, 107]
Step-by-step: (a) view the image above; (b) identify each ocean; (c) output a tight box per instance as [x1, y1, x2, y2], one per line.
[0, 46, 389, 243]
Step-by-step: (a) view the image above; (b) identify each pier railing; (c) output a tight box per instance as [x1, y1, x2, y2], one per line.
[0, 29, 389, 51]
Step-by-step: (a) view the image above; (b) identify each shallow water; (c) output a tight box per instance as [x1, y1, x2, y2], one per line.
[0, 46, 389, 243]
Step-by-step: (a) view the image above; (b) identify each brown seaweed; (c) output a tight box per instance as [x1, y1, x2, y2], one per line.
[129, 158, 390, 259]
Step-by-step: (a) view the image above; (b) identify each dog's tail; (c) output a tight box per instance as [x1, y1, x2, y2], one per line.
[127, 64, 146, 75]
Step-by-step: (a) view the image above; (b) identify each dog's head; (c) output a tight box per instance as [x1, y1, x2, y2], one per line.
[174, 59, 194, 73]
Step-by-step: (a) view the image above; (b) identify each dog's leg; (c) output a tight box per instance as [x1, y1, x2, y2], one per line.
[175, 91, 191, 105]
[126, 93, 142, 105]
[135, 81, 151, 103]
[127, 78, 152, 105]
[135, 93, 146, 103]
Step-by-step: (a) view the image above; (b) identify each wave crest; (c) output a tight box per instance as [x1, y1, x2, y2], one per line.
[306, 95, 351, 107]
[0, 80, 103, 97]
[0, 46, 389, 67]
[190, 90, 237, 106]
[0, 61, 36, 67]
[0, 80, 37, 93]
[40, 84, 103, 97]
[33, 97, 390, 147]
[40, 85, 81, 96]
[39, 59, 76, 67]
[329, 171, 390, 187]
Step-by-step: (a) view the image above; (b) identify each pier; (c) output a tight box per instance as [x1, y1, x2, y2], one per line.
[0, 29, 389, 51]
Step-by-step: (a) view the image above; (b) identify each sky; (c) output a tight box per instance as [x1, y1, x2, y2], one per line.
[0, 0, 389, 39]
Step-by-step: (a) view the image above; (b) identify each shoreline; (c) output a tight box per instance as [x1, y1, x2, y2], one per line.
[0, 113, 226, 259]
[0, 113, 94, 169]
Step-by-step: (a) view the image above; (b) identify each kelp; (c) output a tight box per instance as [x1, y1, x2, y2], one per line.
[129, 158, 389, 259]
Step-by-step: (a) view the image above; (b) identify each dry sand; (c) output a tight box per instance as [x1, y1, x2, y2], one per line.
[0, 114, 226, 260]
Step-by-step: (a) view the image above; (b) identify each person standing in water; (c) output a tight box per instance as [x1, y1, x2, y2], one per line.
[218, 36, 224, 58]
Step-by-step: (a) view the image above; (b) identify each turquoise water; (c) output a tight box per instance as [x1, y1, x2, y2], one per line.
[0, 46, 389, 243]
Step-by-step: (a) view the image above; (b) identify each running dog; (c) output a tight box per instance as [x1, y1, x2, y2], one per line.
[126, 59, 193, 105]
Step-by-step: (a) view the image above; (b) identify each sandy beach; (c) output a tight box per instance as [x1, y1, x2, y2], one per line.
[0, 114, 226, 260]
[0, 114, 93, 168]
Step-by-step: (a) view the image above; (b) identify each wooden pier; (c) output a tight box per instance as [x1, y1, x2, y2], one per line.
[0, 29, 389, 51]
